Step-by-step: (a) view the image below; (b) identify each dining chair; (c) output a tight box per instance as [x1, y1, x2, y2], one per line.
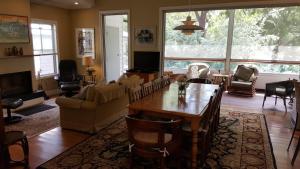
[153, 78, 162, 91]
[213, 83, 225, 131]
[161, 76, 171, 87]
[287, 80, 300, 165]
[125, 114, 182, 169]
[182, 95, 215, 165]
[142, 81, 153, 97]
[129, 86, 143, 104]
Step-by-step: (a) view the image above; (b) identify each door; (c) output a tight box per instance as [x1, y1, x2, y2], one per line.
[102, 13, 129, 82]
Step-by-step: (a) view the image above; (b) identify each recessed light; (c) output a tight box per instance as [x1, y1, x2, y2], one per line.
[74, 2, 79, 5]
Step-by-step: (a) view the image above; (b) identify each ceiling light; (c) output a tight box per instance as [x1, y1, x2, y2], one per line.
[74, 2, 79, 5]
[173, 0, 204, 35]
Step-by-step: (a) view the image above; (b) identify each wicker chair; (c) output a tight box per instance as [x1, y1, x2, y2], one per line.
[262, 80, 294, 113]
[186, 63, 210, 79]
[228, 65, 259, 97]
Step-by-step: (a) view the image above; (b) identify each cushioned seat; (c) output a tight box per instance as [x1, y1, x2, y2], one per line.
[230, 81, 252, 89]
[133, 131, 173, 144]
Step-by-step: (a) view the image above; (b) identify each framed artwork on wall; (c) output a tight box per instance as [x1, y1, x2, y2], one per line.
[0, 14, 30, 43]
[134, 26, 156, 48]
[75, 28, 95, 58]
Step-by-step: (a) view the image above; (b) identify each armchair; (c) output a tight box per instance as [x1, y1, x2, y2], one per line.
[57, 60, 82, 97]
[228, 65, 259, 97]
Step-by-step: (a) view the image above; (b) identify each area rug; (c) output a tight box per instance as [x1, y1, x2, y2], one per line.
[15, 104, 56, 116]
[5, 99, 59, 138]
[37, 110, 277, 169]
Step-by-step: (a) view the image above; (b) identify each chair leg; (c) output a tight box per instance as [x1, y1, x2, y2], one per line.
[22, 137, 29, 169]
[275, 96, 278, 105]
[283, 97, 287, 113]
[288, 128, 296, 151]
[160, 157, 165, 169]
[262, 95, 267, 107]
[291, 137, 300, 165]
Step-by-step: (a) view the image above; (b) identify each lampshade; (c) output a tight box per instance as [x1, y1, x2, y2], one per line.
[82, 56, 94, 66]
[174, 16, 204, 35]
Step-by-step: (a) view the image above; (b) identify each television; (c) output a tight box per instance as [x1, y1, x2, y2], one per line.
[133, 51, 160, 72]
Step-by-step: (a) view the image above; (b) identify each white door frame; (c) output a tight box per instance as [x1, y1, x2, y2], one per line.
[99, 10, 131, 82]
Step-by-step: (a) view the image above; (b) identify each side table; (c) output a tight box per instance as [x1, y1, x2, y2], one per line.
[212, 74, 229, 91]
[82, 74, 96, 86]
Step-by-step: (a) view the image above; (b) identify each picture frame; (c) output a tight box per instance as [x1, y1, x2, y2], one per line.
[134, 26, 156, 48]
[75, 28, 95, 58]
[0, 14, 30, 43]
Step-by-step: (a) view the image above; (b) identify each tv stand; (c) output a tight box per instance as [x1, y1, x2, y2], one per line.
[126, 71, 159, 83]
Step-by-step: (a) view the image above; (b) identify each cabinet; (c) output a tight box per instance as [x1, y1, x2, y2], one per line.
[126, 72, 159, 83]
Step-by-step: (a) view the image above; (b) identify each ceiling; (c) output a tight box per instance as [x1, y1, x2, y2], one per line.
[30, 0, 95, 9]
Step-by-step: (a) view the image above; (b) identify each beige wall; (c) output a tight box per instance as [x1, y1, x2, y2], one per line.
[71, 0, 300, 81]
[0, 1, 72, 91]
[0, 0, 36, 87]
[30, 3, 73, 60]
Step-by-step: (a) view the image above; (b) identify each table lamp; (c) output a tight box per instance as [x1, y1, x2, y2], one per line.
[82, 56, 95, 75]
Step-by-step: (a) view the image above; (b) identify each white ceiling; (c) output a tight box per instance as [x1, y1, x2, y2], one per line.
[31, 0, 95, 9]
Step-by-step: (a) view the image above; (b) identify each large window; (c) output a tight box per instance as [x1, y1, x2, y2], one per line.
[31, 21, 58, 77]
[163, 6, 300, 74]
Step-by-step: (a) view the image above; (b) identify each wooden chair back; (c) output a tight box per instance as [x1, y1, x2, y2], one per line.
[129, 86, 143, 104]
[161, 76, 171, 87]
[142, 81, 153, 97]
[152, 78, 162, 91]
[0, 94, 4, 169]
[294, 81, 300, 130]
[126, 114, 182, 149]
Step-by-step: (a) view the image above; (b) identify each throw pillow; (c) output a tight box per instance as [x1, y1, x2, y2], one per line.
[234, 65, 254, 81]
[198, 68, 209, 79]
[72, 85, 91, 100]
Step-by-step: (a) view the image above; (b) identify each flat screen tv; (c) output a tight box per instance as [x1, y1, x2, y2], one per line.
[134, 51, 160, 72]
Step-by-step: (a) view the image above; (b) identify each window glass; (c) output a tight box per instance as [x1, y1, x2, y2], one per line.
[164, 10, 229, 59]
[31, 22, 58, 77]
[232, 7, 300, 61]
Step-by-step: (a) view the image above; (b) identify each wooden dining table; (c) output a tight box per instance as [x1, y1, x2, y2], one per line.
[128, 82, 219, 169]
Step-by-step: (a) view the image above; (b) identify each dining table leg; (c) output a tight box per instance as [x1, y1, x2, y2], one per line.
[191, 119, 200, 169]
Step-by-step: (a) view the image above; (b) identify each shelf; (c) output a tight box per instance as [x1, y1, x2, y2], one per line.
[0, 53, 58, 60]
[0, 55, 33, 59]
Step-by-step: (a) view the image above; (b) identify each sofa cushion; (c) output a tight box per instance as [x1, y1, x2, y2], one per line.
[72, 84, 93, 100]
[231, 81, 252, 89]
[234, 65, 255, 81]
[95, 83, 126, 104]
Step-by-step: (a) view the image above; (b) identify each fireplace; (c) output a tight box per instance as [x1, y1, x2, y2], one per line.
[0, 71, 33, 99]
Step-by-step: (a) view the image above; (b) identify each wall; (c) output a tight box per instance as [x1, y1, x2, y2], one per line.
[30, 3, 73, 95]
[0, 1, 73, 94]
[0, 0, 36, 88]
[70, 0, 300, 82]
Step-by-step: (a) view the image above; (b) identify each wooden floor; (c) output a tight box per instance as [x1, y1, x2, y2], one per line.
[9, 92, 300, 169]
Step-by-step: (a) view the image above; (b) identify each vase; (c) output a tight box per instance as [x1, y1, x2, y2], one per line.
[178, 81, 188, 96]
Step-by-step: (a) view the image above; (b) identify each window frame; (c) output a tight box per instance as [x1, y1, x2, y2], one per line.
[31, 19, 59, 78]
[160, 2, 300, 75]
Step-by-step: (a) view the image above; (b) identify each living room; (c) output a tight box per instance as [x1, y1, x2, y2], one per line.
[1, 0, 300, 168]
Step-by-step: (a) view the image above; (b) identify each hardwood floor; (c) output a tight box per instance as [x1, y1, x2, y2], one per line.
[9, 92, 300, 168]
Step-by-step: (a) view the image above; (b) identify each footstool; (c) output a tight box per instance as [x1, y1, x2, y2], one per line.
[1, 98, 23, 124]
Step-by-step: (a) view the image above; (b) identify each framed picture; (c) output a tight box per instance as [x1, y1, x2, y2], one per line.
[75, 28, 95, 58]
[134, 26, 156, 48]
[0, 14, 30, 43]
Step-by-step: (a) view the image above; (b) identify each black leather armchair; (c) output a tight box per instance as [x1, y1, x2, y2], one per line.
[57, 60, 81, 97]
[262, 80, 294, 113]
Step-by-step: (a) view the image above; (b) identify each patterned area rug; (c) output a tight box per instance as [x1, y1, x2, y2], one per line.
[37, 110, 277, 169]
[5, 99, 59, 138]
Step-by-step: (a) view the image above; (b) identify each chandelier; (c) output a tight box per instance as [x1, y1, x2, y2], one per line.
[173, 0, 204, 35]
